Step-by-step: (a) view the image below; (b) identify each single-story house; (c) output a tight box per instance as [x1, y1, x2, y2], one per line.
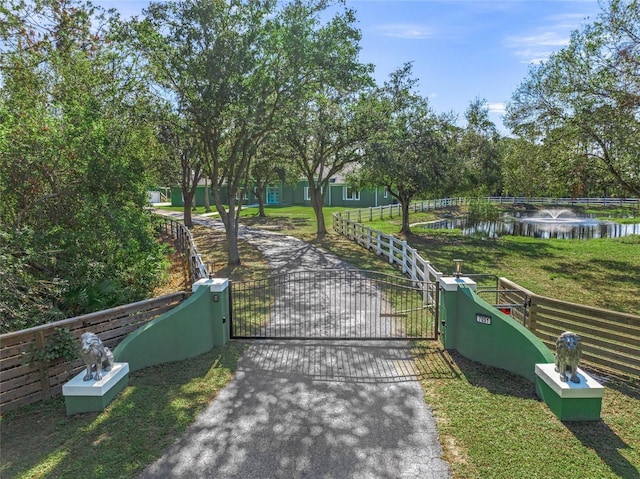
[170, 179, 397, 208]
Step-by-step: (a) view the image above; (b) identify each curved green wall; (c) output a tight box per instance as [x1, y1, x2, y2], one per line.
[441, 285, 554, 382]
[113, 285, 229, 372]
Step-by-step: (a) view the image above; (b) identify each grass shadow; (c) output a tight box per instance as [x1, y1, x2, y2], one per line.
[443, 349, 539, 400]
[564, 420, 640, 479]
[1, 343, 246, 479]
[410, 341, 461, 380]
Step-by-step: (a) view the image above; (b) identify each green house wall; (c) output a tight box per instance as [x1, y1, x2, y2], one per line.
[171, 182, 396, 208]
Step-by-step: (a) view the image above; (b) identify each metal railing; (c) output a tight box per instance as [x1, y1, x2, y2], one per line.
[231, 270, 438, 340]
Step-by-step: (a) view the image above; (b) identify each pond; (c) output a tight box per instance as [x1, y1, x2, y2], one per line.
[415, 208, 640, 239]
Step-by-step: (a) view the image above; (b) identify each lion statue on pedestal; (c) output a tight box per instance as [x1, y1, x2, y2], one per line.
[555, 331, 582, 383]
[79, 332, 114, 381]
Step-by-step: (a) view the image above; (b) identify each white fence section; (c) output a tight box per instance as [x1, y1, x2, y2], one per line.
[338, 196, 639, 225]
[333, 214, 443, 306]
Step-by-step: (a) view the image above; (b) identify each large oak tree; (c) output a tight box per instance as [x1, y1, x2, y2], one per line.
[505, 0, 640, 197]
[132, 0, 366, 262]
[356, 64, 457, 235]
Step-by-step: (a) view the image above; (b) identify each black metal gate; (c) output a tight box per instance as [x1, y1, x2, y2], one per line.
[230, 269, 438, 340]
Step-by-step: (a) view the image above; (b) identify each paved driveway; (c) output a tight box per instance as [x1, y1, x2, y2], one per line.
[141, 213, 450, 478]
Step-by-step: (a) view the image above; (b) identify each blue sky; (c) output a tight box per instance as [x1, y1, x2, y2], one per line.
[95, 0, 602, 132]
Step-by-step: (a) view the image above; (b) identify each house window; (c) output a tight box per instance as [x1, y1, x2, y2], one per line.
[343, 187, 360, 201]
[383, 188, 388, 199]
[305, 186, 323, 200]
[235, 191, 249, 201]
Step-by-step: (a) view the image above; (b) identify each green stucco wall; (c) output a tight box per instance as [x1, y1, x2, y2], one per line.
[441, 285, 554, 382]
[113, 285, 229, 373]
[171, 182, 396, 208]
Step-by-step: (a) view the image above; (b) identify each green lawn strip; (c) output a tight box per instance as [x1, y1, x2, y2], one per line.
[415, 342, 640, 479]
[1, 342, 246, 479]
[409, 231, 640, 314]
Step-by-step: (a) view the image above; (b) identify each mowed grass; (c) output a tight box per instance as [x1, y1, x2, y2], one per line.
[414, 341, 640, 479]
[1, 343, 247, 479]
[409, 230, 640, 314]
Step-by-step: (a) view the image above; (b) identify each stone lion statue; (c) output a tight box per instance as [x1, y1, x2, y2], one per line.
[79, 332, 114, 381]
[555, 331, 582, 383]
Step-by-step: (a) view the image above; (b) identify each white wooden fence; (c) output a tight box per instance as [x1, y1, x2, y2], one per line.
[333, 196, 638, 305]
[333, 213, 443, 307]
[338, 196, 639, 224]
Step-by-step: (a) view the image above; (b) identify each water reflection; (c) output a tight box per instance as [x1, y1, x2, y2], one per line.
[416, 211, 640, 239]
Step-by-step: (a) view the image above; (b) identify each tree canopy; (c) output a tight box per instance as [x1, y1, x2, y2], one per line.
[0, 0, 166, 332]
[355, 64, 457, 235]
[130, 0, 371, 257]
[505, 0, 640, 197]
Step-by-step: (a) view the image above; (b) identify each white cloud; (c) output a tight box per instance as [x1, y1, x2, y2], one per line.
[505, 11, 592, 64]
[506, 31, 570, 64]
[378, 24, 435, 39]
[488, 102, 506, 115]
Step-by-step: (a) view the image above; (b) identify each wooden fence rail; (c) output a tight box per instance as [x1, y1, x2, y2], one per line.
[497, 277, 640, 379]
[156, 217, 207, 282]
[334, 199, 640, 380]
[0, 292, 188, 414]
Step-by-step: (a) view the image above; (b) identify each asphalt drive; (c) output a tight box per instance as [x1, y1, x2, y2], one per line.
[140, 212, 451, 478]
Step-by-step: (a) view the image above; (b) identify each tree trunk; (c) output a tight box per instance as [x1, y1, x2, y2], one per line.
[219, 198, 241, 266]
[225, 217, 241, 265]
[399, 198, 412, 235]
[256, 187, 266, 217]
[204, 177, 211, 213]
[311, 190, 327, 237]
[183, 192, 195, 227]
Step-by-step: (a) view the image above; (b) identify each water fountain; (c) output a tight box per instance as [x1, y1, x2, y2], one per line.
[520, 209, 600, 235]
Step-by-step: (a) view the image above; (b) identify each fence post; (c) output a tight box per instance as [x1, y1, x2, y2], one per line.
[376, 231, 382, 256]
[388, 236, 394, 264]
[35, 331, 52, 401]
[402, 241, 407, 274]
[422, 261, 432, 305]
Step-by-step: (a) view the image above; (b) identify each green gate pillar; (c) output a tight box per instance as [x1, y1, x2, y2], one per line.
[438, 276, 477, 349]
[192, 277, 230, 347]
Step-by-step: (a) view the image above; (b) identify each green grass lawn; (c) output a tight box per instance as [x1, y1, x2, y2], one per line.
[409, 231, 640, 314]
[415, 341, 640, 479]
[1, 343, 246, 479]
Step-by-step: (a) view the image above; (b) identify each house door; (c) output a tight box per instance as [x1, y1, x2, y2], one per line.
[267, 187, 279, 205]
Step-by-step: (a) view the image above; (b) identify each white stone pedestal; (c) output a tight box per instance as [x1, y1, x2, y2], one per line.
[62, 363, 129, 415]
